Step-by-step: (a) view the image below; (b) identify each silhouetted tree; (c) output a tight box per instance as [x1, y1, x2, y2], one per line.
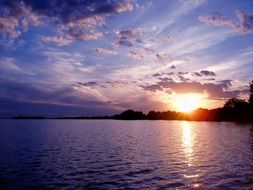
[249, 80, 253, 105]
[222, 98, 250, 121]
[114, 109, 146, 120]
[224, 98, 248, 109]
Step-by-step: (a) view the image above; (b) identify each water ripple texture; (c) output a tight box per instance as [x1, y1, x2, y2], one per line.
[0, 120, 253, 189]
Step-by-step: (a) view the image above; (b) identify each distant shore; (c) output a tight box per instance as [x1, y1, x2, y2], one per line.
[11, 107, 253, 122]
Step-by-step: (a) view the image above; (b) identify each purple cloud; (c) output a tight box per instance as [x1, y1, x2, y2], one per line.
[199, 10, 253, 34]
[0, 0, 134, 43]
[200, 70, 216, 76]
[192, 70, 216, 77]
[113, 39, 134, 47]
[73, 82, 98, 88]
[115, 28, 143, 39]
[113, 28, 143, 47]
[141, 79, 246, 100]
[94, 48, 117, 55]
[128, 50, 144, 59]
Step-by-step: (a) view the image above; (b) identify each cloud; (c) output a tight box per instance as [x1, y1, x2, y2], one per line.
[41, 36, 73, 46]
[144, 48, 155, 53]
[0, 3, 42, 39]
[0, 72, 167, 117]
[73, 82, 98, 88]
[0, 57, 34, 75]
[200, 70, 216, 76]
[141, 79, 246, 99]
[199, 14, 236, 28]
[0, 0, 134, 43]
[236, 10, 253, 34]
[192, 70, 216, 77]
[178, 72, 188, 75]
[151, 34, 173, 42]
[192, 72, 202, 77]
[113, 28, 143, 47]
[0, 77, 120, 116]
[0, 57, 22, 72]
[156, 54, 163, 61]
[178, 75, 190, 82]
[115, 28, 143, 39]
[170, 65, 176, 69]
[199, 10, 253, 34]
[57, 16, 104, 41]
[94, 48, 117, 55]
[73, 80, 133, 89]
[152, 73, 162, 77]
[152, 71, 174, 78]
[112, 39, 134, 47]
[128, 50, 144, 59]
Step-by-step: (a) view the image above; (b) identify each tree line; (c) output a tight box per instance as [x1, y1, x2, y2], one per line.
[113, 80, 253, 122]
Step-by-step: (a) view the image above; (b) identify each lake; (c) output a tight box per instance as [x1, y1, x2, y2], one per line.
[0, 120, 253, 189]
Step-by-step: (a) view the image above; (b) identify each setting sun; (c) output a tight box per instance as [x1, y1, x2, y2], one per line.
[173, 94, 202, 112]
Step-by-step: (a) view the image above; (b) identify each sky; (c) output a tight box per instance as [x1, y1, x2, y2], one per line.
[0, 0, 253, 117]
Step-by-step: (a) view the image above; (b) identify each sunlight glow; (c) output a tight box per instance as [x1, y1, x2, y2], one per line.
[173, 93, 202, 112]
[181, 122, 200, 188]
[182, 121, 193, 160]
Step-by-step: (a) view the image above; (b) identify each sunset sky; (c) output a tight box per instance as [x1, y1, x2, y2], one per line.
[0, 0, 253, 117]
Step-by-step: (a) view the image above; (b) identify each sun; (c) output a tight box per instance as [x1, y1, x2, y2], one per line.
[173, 93, 202, 113]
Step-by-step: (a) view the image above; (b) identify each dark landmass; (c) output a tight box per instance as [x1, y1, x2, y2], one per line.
[13, 116, 46, 119]
[12, 81, 253, 122]
[57, 116, 113, 120]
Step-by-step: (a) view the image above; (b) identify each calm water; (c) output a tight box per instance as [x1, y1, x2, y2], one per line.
[0, 120, 253, 190]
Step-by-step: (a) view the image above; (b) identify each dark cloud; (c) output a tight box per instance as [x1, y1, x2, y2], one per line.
[152, 73, 161, 77]
[178, 75, 190, 82]
[128, 50, 144, 59]
[73, 80, 132, 89]
[199, 10, 253, 34]
[0, 99, 118, 118]
[205, 78, 216, 81]
[156, 54, 163, 61]
[200, 70, 216, 76]
[237, 10, 253, 34]
[94, 48, 117, 55]
[0, 0, 133, 43]
[113, 39, 134, 47]
[218, 80, 232, 87]
[113, 28, 143, 47]
[136, 39, 144, 44]
[73, 81, 98, 88]
[170, 65, 176, 69]
[158, 77, 174, 82]
[192, 72, 202, 77]
[0, 78, 119, 117]
[166, 72, 175, 76]
[141, 79, 246, 99]
[144, 48, 155, 53]
[152, 71, 174, 79]
[192, 70, 216, 77]
[178, 72, 188, 75]
[115, 28, 143, 39]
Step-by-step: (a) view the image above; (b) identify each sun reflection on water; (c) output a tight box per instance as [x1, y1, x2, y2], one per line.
[182, 121, 193, 166]
[181, 121, 201, 188]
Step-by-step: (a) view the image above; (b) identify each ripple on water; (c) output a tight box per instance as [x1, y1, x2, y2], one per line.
[0, 120, 253, 189]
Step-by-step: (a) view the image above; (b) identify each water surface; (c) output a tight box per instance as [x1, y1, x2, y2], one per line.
[0, 120, 253, 189]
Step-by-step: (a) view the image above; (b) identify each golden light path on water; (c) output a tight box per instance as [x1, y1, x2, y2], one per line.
[181, 121, 201, 188]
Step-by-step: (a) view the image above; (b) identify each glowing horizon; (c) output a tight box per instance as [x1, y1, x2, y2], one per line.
[172, 93, 204, 112]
